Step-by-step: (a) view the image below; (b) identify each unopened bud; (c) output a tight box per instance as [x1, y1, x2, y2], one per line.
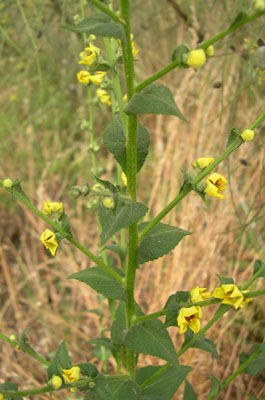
[9, 334, 17, 342]
[254, 0, 265, 11]
[241, 129, 255, 142]
[51, 375, 63, 389]
[89, 381, 96, 389]
[3, 178, 13, 188]
[92, 184, 104, 193]
[103, 197, 114, 208]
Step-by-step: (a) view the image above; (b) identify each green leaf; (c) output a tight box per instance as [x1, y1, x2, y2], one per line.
[11, 179, 30, 202]
[239, 351, 265, 375]
[108, 380, 141, 400]
[68, 267, 126, 300]
[226, 128, 240, 148]
[253, 259, 265, 277]
[125, 83, 187, 120]
[171, 45, 190, 65]
[111, 301, 127, 348]
[105, 244, 125, 260]
[164, 291, 190, 328]
[191, 338, 218, 360]
[0, 382, 19, 400]
[103, 116, 150, 174]
[208, 375, 221, 398]
[58, 213, 72, 236]
[183, 380, 197, 399]
[124, 319, 179, 365]
[247, 394, 258, 400]
[138, 223, 191, 264]
[99, 201, 148, 245]
[216, 274, 234, 285]
[136, 365, 192, 400]
[62, 13, 125, 40]
[88, 337, 113, 350]
[86, 373, 116, 400]
[78, 362, 98, 378]
[47, 341, 72, 380]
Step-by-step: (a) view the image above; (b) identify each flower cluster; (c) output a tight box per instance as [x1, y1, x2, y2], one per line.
[177, 284, 251, 334]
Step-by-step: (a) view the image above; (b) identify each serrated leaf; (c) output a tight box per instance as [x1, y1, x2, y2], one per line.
[47, 341, 72, 380]
[125, 83, 187, 120]
[253, 259, 265, 277]
[216, 274, 234, 285]
[239, 351, 265, 375]
[183, 380, 197, 399]
[136, 365, 192, 400]
[58, 213, 72, 236]
[164, 291, 190, 328]
[104, 244, 125, 259]
[124, 319, 179, 365]
[99, 201, 148, 245]
[138, 223, 191, 264]
[208, 375, 221, 398]
[86, 373, 117, 400]
[103, 116, 150, 174]
[68, 267, 126, 300]
[11, 179, 30, 202]
[62, 13, 125, 40]
[0, 382, 19, 400]
[88, 337, 113, 350]
[191, 338, 218, 360]
[226, 128, 239, 148]
[111, 301, 127, 348]
[108, 380, 141, 400]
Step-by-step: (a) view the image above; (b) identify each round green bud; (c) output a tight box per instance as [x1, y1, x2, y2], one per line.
[89, 382, 96, 389]
[103, 197, 114, 208]
[206, 45, 214, 57]
[3, 178, 13, 188]
[92, 184, 104, 193]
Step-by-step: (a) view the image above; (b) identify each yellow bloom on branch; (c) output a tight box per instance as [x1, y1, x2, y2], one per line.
[96, 88, 111, 106]
[190, 286, 212, 303]
[177, 306, 202, 334]
[78, 44, 100, 66]
[77, 70, 91, 84]
[51, 375, 63, 389]
[121, 172, 127, 187]
[212, 284, 246, 309]
[186, 49, 206, 69]
[192, 157, 214, 169]
[204, 172, 228, 199]
[40, 229, 58, 256]
[89, 71, 106, 85]
[241, 129, 255, 142]
[62, 366, 81, 383]
[43, 201, 63, 215]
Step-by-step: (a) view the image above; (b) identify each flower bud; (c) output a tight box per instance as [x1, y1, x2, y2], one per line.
[51, 375, 63, 389]
[0, 393, 4, 400]
[254, 0, 265, 11]
[121, 172, 127, 187]
[92, 183, 104, 193]
[9, 334, 17, 342]
[89, 382, 96, 389]
[103, 197, 114, 208]
[3, 178, 13, 188]
[186, 49, 206, 69]
[206, 45, 214, 57]
[241, 129, 255, 142]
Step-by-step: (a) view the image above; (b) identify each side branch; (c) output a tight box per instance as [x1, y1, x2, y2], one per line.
[87, 0, 125, 25]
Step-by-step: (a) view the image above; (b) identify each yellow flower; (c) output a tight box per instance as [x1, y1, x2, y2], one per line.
[90, 34, 96, 41]
[51, 375, 63, 389]
[40, 229, 58, 256]
[77, 70, 91, 84]
[43, 201, 63, 215]
[121, 172, 127, 186]
[190, 286, 212, 303]
[254, 0, 265, 11]
[177, 306, 202, 334]
[10, 93, 19, 102]
[192, 157, 214, 169]
[0, 393, 3, 400]
[240, 290, 252, 308]
[62, 366, 81, 383]
[78, 44, 100, 66]
[89, 71, 106, 85]
[212, 284, 245, 309]
[205, 172, 228, 199]
[186, 49, 206, 69]
[3, 178, 13, 188]
[241, 129, 255, 142]
[103, 197, 114, 208]
[130, 34, 139, 57]
[123, 94, 128, 103]
[96, 88, 111, 106]
[206, 45, 214, 57]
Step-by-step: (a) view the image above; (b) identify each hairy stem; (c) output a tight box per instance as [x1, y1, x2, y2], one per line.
[87, 0, 125, 24]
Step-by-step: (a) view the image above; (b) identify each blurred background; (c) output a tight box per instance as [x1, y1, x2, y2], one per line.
[0, 0, 265, 399]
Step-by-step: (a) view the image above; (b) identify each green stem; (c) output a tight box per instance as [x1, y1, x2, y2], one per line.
[7, 187, 124, 284]
[135, 11, 265, 93]
[207, 348, 262, 400]
[87, 0, 125, 24]
[200, 11, 265, 50]
[139, 111, 265, 240]
[88, 85, 98, 174]
[0, 332, 50, 367]
[242, 261, 265, 290]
